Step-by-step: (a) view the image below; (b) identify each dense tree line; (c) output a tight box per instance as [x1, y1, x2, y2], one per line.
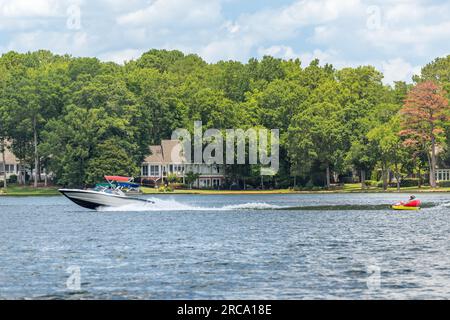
[0, 49, 449, 188]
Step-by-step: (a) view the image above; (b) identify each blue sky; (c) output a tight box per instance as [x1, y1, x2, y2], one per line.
[1, 0, 449, 84]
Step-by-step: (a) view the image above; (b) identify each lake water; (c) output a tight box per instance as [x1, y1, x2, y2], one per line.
[0, 193, 449, 299]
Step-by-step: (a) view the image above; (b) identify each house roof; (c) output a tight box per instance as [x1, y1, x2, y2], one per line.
[1, 144, 18, 164]
[161, 140, 186, 163]
[0, 141, 19, 164]
[144, 140, 186, 164]
[144, 145, 164, 163]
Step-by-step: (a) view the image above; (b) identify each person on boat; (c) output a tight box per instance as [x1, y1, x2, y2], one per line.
[409, 195, 416, 201]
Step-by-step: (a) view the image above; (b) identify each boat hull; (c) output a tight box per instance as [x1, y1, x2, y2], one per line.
[59, 189, 152, 210]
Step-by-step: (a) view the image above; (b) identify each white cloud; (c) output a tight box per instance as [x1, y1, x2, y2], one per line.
[257, 45, 298, 60]
[98, 48, 144, 64]
[98, 0, 143, 12]
[311, 25, 337, 44]
[223, 21, 240, 34]
[361, 1, 450, 57]
[235, 0, 361, 43]
[0, 0, 448, 84]
[257, 45, 341, 67]
[0, 0, 85, 31]
[117, 0, 222, 28]
[381, 58, 421, 84]
[0, 0, 63, 17]
[6, 31, 91, 56]
[298, 49, 339, 67]
[200, 38, 254, 62]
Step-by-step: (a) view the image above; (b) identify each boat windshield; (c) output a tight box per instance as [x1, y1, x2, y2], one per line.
[92, 185, 125, 196]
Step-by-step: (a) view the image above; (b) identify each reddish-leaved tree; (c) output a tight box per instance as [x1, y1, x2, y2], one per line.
[400, 81, 449, 188]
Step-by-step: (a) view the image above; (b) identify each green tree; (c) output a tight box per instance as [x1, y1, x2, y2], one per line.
[0, 63, 9, 188]
[367, 116, 407, 191]
[167, 173, 179, 184]
[288, 102, 346, 188]
[414, 55, 450, 96]
[185, 171, 200, 189]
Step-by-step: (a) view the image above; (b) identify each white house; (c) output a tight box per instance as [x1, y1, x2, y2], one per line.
[0, 147, 20, 182]
[141, 140, 225, 188]
[1, 141, 51, 185]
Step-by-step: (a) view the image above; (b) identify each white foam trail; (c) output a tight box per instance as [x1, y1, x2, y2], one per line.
[97, 198, 284, 212]
[434, 201, 450, 209]
[220, 202, 285, 210]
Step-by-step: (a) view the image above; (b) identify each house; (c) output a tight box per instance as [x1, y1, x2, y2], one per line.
[1, 141, 48, 184]
[141, 140, 225, 188]
[0, 147, 20, 182]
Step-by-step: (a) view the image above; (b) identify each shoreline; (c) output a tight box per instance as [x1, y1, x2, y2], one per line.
[2, 185, 450, 197]
[140, 189, 450, 195]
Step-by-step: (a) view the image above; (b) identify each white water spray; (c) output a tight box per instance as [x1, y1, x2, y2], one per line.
[97, 197, 285, 212]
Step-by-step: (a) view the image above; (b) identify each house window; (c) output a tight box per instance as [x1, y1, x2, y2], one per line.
[172, 165, 183, 173]
[142, 165, 148, 176]
[1, 164, 14, 173]
[150, 165, 160, 176]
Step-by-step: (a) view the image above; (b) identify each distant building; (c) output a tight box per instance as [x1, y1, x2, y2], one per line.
[0, 147, 20, 182]
[141, 140, 225, 188]
[1, 142, 48, 184]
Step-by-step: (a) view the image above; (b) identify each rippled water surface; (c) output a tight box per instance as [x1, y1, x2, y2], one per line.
[1, 193, 450, 299]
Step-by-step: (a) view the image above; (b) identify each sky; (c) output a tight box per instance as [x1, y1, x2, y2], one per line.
[0, 0, 449, 84]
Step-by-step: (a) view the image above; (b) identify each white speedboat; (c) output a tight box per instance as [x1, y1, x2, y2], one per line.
[60, 175, 154, 210]
[59, 188, 154, 209]
[59, 186, 153, 210]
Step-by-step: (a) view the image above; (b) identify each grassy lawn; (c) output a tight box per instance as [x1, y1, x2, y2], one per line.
[141, 184, 450, 195]
[140, 187, 296, 195]
[342, 183, 450, 193]
[0, 185, 60, 196]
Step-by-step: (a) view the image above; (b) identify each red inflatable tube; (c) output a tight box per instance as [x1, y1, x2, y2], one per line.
[404, 199, 421, 207]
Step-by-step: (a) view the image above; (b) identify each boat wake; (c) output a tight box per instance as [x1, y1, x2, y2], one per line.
[96, 198, 442, 212]
[97, 198, 284, 212]
[221, 202, 285, 210]
[432, 201, 450, 209]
